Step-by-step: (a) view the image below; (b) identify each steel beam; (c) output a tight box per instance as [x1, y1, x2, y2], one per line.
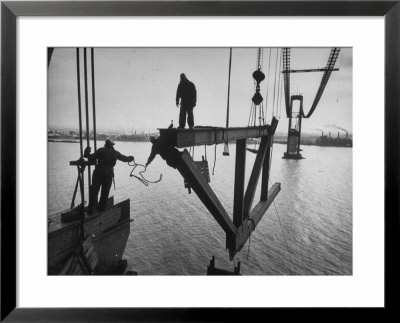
[229, 183, 281, 259]
[233, 139, 247, 227]
[158, 125, 272, 148]
[157, 125, 281, 261]
[261, 137, 271, 201]
[243, 137, 268, 217]
[177, 150, 236, 236]
[249, 183, 281, 225]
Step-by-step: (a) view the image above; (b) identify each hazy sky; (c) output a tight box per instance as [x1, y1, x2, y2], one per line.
[48, 47, 352, 135]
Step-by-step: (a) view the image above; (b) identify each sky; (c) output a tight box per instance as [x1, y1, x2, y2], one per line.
[48, 47, 352, 136]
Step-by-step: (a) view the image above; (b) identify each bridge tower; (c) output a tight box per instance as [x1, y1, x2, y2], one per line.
[281, 47, 341, 159]
[283, 95, 304, 159]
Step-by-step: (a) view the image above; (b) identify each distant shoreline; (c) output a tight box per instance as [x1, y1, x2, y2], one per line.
[48, 138, 149, 143]
[48, 139, 80, 143]
[48, 138, 352, 148]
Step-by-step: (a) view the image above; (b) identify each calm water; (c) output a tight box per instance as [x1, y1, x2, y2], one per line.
[48, 141, 352, 275]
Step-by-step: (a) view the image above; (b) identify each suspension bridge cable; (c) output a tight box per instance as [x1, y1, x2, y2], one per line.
[301, 47, 341, 118]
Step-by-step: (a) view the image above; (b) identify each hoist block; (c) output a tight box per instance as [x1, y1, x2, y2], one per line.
[252, 69, 265, 84]
[252, 92, 264, 105]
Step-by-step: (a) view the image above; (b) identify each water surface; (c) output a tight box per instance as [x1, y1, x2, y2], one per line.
[48, 141, 352, 275]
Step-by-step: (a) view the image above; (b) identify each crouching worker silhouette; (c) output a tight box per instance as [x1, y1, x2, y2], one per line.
[84, 139, 134, 213]
[145, 136, 181, 169]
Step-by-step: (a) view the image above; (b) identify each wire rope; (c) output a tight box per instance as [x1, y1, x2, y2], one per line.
[128, 160, 162, 186]
[272, 200, 296, 274]
[272, 48, 279, 119]
[265, 48, 272, 123]
[276, 50, 283, 119]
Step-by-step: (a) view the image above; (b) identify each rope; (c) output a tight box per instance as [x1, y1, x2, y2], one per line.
[265, 48, 272, 123]
[225, 48, 232, 129]
[276, 50, 282, 119]
[256, 48, 263, 70]
[247, 232, 252, 260]
[91, 48, 97, 152]
[258, 103, 262, 126]
[267, 137, 295, 274]
[248, 48, 266, 128]
[129, 159, 162, 186]
[272, 200, 296, 274]
[272, 48, 279, 118]
[279, 70, 284, 119]
[83, 48, 91, 187]
[76, 49, 83, 158]
[253, 104, 257, 127]
[212, 142, 217, 175]
[76, 48, 85, 205]
[268, 174, 296, 275]
[245, 218, 256, 260]
[269, 138, 274, 170]
[247, 103, 254, 127]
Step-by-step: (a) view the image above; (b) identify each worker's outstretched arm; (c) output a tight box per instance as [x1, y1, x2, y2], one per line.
[145, 146, 157, 167]
[116, 151, 134, 163]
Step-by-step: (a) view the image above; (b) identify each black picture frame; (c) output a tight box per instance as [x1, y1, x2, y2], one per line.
[1, 1, 399, 321]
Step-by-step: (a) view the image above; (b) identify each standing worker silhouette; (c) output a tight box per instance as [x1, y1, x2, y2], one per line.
[176, 73, 197, 129]
[84, 139, 134, 213]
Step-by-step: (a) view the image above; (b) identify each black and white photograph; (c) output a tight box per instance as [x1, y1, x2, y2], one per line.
[47, 47, 352, 276]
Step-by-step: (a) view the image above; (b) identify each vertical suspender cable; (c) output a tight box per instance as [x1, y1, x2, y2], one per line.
[91, 48, 97, 152]
[279, 53, 285, 119]
[257, 48, 263, 125]
[279, 71, 284, 119]
[272, 48, 279, 119]
[76, 48, 83, 158]
[276, 50, 282, 119]
[83, 48, 91, 186]
[223, 48, 232, 156]
[225, 47, 232, 129]
[76, 48, 85, 205]
[264, 48, 272, 123]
